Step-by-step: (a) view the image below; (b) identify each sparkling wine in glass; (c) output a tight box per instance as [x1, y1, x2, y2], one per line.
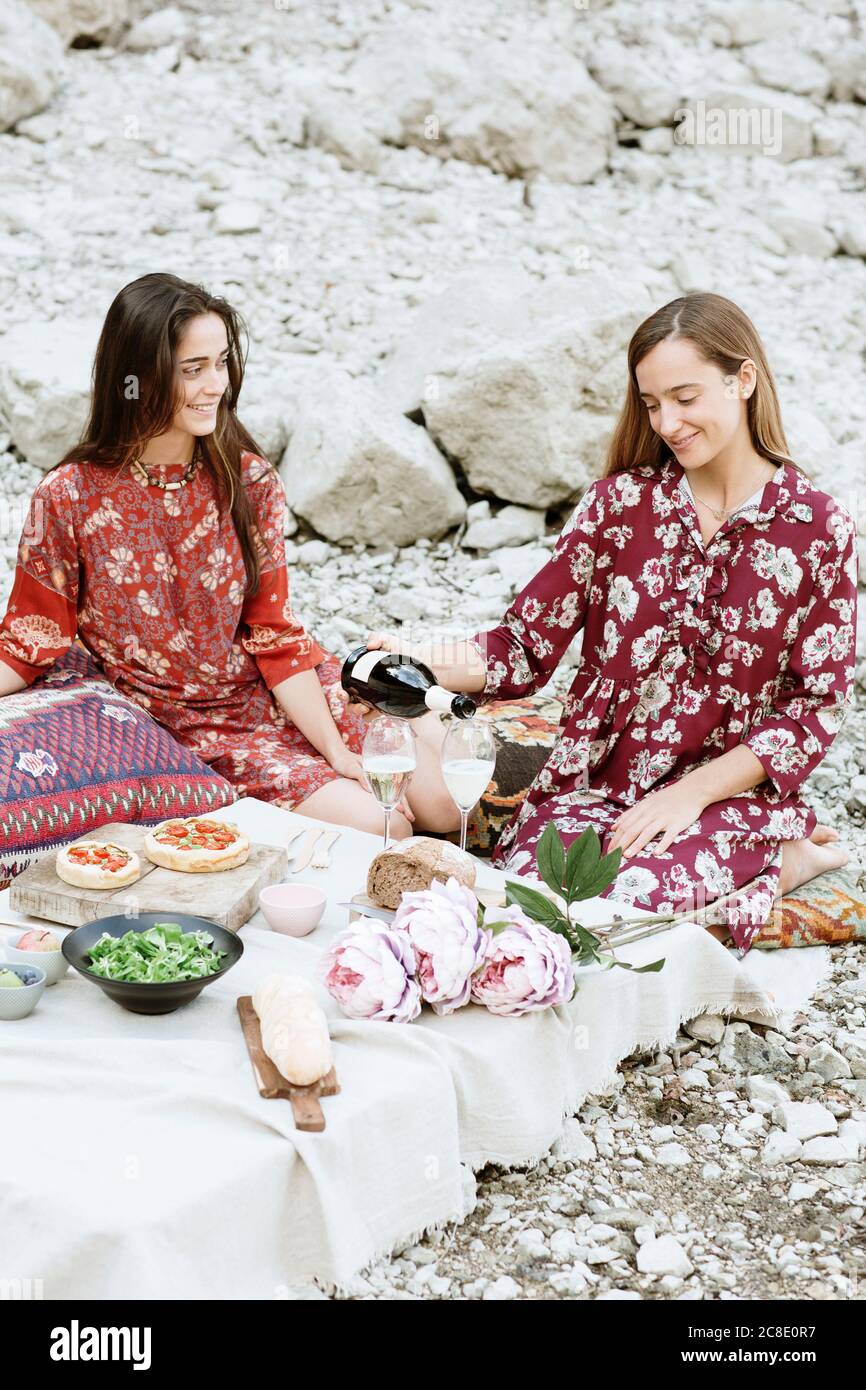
[362, 716, 417, 849]
[440, 717, 497, 853]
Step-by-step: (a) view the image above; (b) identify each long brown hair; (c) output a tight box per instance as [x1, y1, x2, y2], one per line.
[52, 272, 270, 597]
[605, 292, 807, 481]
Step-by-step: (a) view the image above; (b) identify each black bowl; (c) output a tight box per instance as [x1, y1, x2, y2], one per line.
[61, 911, 244, 1014]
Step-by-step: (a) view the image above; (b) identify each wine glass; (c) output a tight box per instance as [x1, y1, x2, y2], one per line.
[361, 716, 417, 849]
[440, 716, 497, 853]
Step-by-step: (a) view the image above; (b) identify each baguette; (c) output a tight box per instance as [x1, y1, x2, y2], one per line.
[252, 973, 332, 1086]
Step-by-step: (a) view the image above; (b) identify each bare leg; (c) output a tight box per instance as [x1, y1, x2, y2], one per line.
[290, 778, 413, 839]
[335, 702, 462, 834]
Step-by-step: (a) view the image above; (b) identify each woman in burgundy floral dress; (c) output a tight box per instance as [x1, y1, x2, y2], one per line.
[0, 273, 458, 838]
[356, 294, 856, 955]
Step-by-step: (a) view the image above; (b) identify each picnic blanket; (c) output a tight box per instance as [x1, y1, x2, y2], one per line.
[0, 798, 831, 1297]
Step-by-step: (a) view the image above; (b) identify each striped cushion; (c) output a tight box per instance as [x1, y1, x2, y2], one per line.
[0, 642, 236, 881]
[750, 866, 866, 949]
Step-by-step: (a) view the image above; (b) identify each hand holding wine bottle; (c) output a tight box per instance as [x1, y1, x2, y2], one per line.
[338, 632, 487, 721]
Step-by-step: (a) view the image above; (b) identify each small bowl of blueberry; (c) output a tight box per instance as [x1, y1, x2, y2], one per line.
[0, 963, 47, 1020]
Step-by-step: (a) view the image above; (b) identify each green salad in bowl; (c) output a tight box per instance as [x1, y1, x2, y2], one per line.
[62, 911, 243, 1014]
[87, 922, 227, 983]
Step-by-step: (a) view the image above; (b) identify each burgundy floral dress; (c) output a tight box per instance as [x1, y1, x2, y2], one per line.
[472, 457, 858, 954]
[0, 451, 366, 809]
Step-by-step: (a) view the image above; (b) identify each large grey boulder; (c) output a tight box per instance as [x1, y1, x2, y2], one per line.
[586, 39, 686, 127]
[378, 264, 537, 417]
[708, 0, 805, 47]
[826, 44, 866, 103]
[26, 0, 128, 46]
[743, 42, 831, 101]
[280, 371, 466, 547]
[305, 96, 381, 174]
[674, 84, 819, 162]
[124, 5, 190, 53]
[0, 319, 99, 470]
[378, 266, 651, 508]
[0, 0, 64, 133]
[348, 28, 615, 184]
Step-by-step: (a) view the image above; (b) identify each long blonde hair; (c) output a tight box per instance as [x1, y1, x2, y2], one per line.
[604, 292, 807, 480]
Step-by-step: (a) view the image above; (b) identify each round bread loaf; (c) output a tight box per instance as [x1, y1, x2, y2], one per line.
[366, 836, 477, 909]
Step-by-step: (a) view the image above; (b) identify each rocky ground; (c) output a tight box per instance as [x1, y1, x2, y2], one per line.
[1, 0, 865, 1300]
[331, 940, 866, 1301]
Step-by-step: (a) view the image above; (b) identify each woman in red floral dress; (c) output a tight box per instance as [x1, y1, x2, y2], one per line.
[0, 273, 458, 837]
[354, 294, 856, 955]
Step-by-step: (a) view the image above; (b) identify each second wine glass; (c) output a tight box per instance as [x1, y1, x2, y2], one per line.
[361, 716, 417, 850]
[440, 716, 497, 853]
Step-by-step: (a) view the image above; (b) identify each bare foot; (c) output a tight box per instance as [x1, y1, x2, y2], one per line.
[810, 824, 840, 845]
[778, 824, 848, 898]
[702, 824, 845, 946]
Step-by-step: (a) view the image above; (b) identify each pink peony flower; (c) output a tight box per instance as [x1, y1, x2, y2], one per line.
[318, 920, 421, 1023]
[471, 906, 575, 1017]
[392, 876, 490, 1016]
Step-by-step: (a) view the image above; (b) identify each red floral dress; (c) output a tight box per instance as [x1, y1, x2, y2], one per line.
[0, 451, 366, 809]
[472, 458, 858, 955]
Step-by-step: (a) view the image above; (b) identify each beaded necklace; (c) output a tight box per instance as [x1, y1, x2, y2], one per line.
[131, 439, 202, 491]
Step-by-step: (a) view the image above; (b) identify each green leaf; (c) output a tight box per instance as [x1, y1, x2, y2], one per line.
[570, 923, 605, 964]
[505, 879, 567, 931]
[577, 954, 615, 973]
[614, 957, 666, 974]
[484, 918, 512, 936]
[536, 822, 566, 897]
[565, 827, 602, 899]
[567, 849, 623, 901]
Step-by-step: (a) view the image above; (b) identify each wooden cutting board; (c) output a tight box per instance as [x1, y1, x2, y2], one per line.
[237, 996, 339, 1131]
[9, 821, 288, 932]
[347, 885, 509, 924]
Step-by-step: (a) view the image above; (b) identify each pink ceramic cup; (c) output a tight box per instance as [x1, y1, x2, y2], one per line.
[258, 883, 327, 937]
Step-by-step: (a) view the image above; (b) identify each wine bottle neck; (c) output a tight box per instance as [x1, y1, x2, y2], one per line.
[424, 685, 457, 714]
[424, 687, 477, 719]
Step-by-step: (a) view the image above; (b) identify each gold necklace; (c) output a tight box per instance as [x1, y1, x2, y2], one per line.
[131, 441, 201, 491]
[689, 463, 777, 521]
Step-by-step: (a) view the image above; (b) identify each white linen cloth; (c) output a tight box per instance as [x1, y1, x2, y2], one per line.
[0, 797, 829, 1297]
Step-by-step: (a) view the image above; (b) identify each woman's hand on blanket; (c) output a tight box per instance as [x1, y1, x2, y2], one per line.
[606, 783, 707, 860]
[327, 743, 415, 823]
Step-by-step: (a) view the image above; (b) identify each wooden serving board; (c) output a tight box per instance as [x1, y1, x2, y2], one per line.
[236, 996, 339, 1132]
[347, 885, 510, 924]
[9, 821, 288, 932]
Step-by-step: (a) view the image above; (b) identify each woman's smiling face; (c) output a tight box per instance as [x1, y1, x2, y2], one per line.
[635, 337, 754, 470]
[172, 312, 230, 438]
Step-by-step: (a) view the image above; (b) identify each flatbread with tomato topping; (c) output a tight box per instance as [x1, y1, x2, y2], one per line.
[56, 840, 142, 890]
[142, 817, 251, 873]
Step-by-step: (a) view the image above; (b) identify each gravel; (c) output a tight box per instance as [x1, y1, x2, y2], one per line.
[0, 0, 863, 1301]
